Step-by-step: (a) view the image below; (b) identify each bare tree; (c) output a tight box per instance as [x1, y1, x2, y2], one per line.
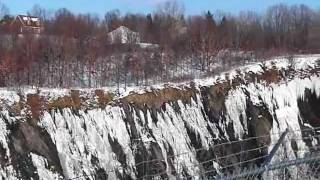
[0, 1, 9, 20]
[155, 0, 185, 20]
[0, 3, 320, 88]
[28, 4, 51, 21]
[104, 9, 120, 31]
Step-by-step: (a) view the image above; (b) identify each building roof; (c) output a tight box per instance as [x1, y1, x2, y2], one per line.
[14, 15, 41, 28]
[108, 26, 140, 44]
[109, 26, 136, 34]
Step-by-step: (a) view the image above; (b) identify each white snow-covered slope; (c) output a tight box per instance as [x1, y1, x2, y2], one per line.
[0, 55, 319, 179]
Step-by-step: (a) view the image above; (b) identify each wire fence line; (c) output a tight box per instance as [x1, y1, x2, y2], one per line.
[176, 148, 320, 180]
[131, 126, 320, 170]
[129, 125, 320, 150]
[66, 127, 320, 180]
[67, 130, 320, 180]
[218, 155, 320, 180]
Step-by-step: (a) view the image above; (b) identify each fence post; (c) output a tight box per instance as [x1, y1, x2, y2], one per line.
[219, 128, 289, 180]
[261, 128, 289, 168]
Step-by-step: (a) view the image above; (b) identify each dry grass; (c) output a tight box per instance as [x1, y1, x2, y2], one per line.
[9, 101, 24, 116]
[47, 90, 82, 111]
[70, 90, 81, 110]
[48, 96, 74, 110]
[5, 65, 306, 120]
[122, 87, 197, 109]
[204, 82, 234, 112]
[244, 68, 282, 85]
[26, 94, 44, 120]
[121, 68, 286, 110]
[94, 89, 114, 108]
[259, 68, 281, 84]
[210, 82, 233, 96]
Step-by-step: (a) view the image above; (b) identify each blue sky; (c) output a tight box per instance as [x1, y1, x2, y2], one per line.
[2, 0, 320, 17]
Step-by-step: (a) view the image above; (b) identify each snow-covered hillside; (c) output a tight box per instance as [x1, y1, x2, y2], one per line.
[0, 55, 320, 179]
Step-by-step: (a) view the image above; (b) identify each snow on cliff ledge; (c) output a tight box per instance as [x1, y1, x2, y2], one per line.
[0, 54, 318, 105]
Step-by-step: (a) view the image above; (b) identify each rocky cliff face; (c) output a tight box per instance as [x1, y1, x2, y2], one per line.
[0, 55, 320, 179]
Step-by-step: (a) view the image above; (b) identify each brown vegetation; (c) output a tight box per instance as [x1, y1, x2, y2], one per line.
[259, 69, 282, 84]
[26, 93, 44, 120]
[122, 87, 197, 109]
[21, 89, 114, 121]
[25, 90, 84, 120]
[48, 90, 82, 111]
[94, 89, 115, 108]
[0, 60, 317, 123]
[9, 101, 24, 116]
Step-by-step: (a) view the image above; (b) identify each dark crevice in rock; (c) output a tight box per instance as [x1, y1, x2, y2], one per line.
[149, 142, 167, 179]
[246, 99, 273, 147]
[298, 89, 320, 148]
[134, 141, 167, 179]
[298, 89, 320, 127]
[108, 135, 127, 168]
[184, 122, 220, 177]
[206, 125, 216, 138]
[11, 154, 38, 180]
[184, 122, 202, 150]
[163, 141, 176, 175]
[133, 142, 149, 179]
[94, 168, 108, 180]
[114, 169, 133, 180]
[123, 105, 140, 140]
[0, 145, 7, 167]
[242, 92, 273, 169]
[200, 87, 228, 140]
[171, 101, 182, 114]
[7, 121, 63, 177]
[150, 109, 158, 125]
[90, 155, 99, 167]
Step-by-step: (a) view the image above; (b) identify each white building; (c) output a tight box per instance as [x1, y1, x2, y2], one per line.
[107, 26, 140, 44]
[11, 15, 43, 34]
